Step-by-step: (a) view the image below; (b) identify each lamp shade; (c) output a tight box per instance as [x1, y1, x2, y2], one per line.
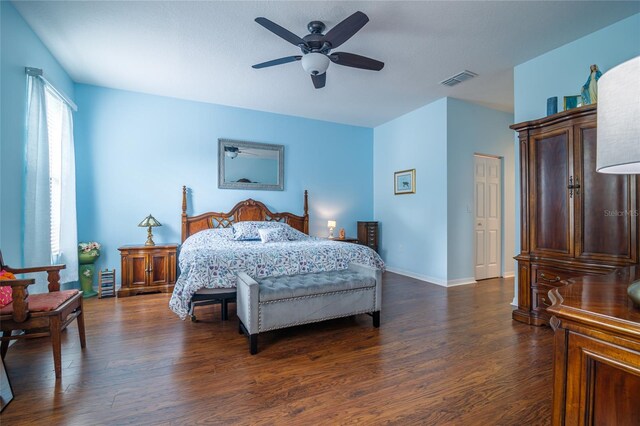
[302, 53, 330, 75]
[327, 220, 336, 228]
[596, 56, 640, 174]
[138, 214, 161, 227]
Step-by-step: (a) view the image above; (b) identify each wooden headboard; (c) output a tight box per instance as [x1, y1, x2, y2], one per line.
[181, 186, 309, 242]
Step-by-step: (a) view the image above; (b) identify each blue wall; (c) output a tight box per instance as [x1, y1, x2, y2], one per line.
[373, 98, 449, 284]
[0, 1, 75, 267]
[446, 99, 514, 282]
[73, 84, 374, 274]
[373, 97, 513, 286]
[513, 13, 640, 301]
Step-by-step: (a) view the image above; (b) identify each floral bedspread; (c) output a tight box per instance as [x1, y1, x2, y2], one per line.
[169, 228, 385, 319]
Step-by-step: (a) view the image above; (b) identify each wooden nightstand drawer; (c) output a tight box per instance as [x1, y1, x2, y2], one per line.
[118, 244, 178, 297]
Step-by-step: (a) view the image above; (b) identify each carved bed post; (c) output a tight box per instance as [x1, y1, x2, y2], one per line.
[181, 186, 188, 243]
[303, 190, 309, 235]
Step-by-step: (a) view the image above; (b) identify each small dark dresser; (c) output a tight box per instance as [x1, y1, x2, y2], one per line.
[357, 221, 378, 253]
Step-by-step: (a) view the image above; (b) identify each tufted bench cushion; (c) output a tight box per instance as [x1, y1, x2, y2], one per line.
[258, 270, 375, 302]
[237, 263, 382, 354]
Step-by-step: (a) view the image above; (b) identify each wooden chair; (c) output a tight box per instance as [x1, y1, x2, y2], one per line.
[0, 252, 85, 379]
[0, 251, 65, 292]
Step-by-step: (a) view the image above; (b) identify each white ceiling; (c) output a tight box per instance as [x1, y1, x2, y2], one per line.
[12, 1, 640, 127]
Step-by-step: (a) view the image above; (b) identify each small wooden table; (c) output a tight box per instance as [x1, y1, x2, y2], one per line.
[117, 244, 178, 297]
[324, 237, 359, 243]
[547, 266, 640, 425]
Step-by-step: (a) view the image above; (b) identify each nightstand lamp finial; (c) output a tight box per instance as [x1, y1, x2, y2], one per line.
[138, 214, 162, 246]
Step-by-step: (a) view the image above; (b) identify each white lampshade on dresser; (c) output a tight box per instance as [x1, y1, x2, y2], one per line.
[596, 56, 640, 174]
[596, 55, 640, 306]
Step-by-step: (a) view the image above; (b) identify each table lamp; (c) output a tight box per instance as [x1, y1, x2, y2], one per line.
[327, 220, 336, 239]
[596, 56, 640, 305]
[138, 214, 162, 246]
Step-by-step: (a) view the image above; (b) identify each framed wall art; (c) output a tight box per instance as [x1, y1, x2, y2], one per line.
[394, 169, 416, 195]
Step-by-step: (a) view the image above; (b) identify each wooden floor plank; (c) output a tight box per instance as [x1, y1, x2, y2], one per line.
[1, 273, 553, 425]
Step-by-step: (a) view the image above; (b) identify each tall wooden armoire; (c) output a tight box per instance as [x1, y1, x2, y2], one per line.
[512, 104, 639, 326]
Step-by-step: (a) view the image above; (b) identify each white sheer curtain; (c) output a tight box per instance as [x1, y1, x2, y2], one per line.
[24, 76, 52, 293]
[24, 74, 78, 292]
[50, 91, 78, 284]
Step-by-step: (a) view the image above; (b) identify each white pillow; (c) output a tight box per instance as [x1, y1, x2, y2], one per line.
[233, 221, 290, 240]
[258, 227, 289, 243]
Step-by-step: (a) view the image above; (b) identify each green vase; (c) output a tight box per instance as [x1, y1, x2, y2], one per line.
[78, 250, 99, 298]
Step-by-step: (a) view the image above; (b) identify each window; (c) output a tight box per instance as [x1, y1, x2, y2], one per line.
[45, 87, 64, 257]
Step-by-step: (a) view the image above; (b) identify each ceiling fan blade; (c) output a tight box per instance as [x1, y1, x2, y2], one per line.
[329, 52, 384, 71]
[323, 11, 369, 49]
[252, 56, 302, 69]
[311, 73, 326, 89]
[255, 17, 307, 47]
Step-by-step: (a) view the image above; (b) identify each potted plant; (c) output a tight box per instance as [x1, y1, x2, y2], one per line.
[78, 242, 100, 298]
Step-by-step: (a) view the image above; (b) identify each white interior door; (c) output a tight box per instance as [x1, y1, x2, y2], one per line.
[474, 155, 501, 280]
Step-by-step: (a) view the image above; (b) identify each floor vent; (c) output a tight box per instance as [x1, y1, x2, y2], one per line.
[441, 70, 478, 87]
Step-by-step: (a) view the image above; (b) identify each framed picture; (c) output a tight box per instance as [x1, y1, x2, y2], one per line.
[563, 95, 582, 111]
[394, 169, 416, 195]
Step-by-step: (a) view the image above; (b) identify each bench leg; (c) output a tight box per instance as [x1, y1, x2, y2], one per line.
[373, 311, 380, 328]
[238, 320, 258, 354]
[249, 334, 258, 355]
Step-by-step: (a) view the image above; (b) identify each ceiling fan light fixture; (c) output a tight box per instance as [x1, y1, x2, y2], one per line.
[225, 146, 239, 159]
[301, 52, 330, 75]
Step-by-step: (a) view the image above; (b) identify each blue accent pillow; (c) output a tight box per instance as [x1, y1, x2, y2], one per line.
[258, 227, 289, 243]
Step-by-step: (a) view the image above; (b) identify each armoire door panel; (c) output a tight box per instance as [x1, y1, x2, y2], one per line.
[531, 129, 573, 256]
[575, 126, 636, 263]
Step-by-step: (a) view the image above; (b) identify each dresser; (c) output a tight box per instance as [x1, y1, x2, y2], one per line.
[512, 105, 639, 326]
[357, 221, 378, 253]
[117, 244, 177, 297]
[547, 267, 640, 425]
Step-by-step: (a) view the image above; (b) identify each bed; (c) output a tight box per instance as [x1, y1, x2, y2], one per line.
[169, 187, 384, 320]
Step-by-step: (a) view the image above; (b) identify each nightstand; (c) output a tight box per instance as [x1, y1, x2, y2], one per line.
[325, 237, 359, 243]
[357, 221, 378, 252]
[117, 244, 178, 297]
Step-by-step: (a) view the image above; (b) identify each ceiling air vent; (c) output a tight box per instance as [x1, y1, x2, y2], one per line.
[440, 70, 478, 87]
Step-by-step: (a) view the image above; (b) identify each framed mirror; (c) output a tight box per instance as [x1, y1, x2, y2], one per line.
[218, 139, 284, 191]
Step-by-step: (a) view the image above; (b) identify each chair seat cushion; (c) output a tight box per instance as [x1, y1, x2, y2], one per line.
[0, 270, 16, 307]
[0, 289, 79, 315]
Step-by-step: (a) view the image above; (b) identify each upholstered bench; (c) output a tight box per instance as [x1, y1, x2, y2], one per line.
[237, 263, 382, 354]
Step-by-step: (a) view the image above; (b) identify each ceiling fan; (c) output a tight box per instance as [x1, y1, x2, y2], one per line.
[252, 11, 384, 89]
[224, 146, 257, 159]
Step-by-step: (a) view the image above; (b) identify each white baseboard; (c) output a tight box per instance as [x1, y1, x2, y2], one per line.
[447, 277, 477, 287]
[502, 271, 515, 278]
[384, 266, 447, 287]
[385, 268, 477, 287]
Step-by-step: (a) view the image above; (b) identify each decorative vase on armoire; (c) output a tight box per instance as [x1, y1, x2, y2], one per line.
[78, 242, 100, 298]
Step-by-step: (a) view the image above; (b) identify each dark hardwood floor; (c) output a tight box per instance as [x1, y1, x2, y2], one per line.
[1, 273, 553, 425]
